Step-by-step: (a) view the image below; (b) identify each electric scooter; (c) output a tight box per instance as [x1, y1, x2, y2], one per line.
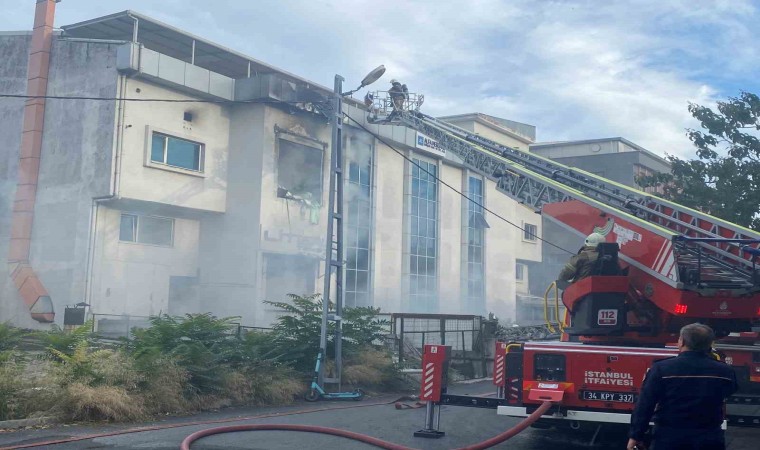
[304, 349, 364, 402]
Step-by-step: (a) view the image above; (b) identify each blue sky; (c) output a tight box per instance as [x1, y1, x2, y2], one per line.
[1, 0, 758, 158]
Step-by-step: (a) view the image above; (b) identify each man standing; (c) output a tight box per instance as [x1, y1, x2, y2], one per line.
[627, 323, 738, 450]
[388, 79, 407, 113]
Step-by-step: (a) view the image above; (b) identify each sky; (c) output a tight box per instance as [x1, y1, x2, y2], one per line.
[1, 0, 758, 159]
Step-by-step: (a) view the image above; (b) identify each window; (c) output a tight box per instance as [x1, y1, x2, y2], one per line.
[119, 214, 174, 246]
[277, 138, 324, 200]
[151, 132, 203, 172]
[523, 223, 538, 241]
[409, 158, 438, 312]
[516, 263, 526, 281]
[344, 136, 373, 308]
[466, 176, 485, 309]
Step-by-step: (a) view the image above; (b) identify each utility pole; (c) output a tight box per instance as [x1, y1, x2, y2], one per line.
[319, 75, 345, 388]
[318, 66, 385, 390]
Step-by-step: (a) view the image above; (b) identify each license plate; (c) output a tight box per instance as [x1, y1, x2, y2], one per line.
[581, 390, 636, 403]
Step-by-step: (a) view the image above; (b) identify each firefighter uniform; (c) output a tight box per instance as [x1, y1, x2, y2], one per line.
[558, 246, 599, 282]
[629, 351, 738, 450]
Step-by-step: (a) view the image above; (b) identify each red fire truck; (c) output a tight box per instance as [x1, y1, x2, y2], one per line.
[367, 97, 760, 432]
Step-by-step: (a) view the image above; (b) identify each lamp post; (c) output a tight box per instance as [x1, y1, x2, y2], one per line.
[319, 65, 385, 388]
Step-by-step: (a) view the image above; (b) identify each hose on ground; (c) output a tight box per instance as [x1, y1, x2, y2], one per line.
[0, 397, 414, 450]
[179, 400, 555, 450]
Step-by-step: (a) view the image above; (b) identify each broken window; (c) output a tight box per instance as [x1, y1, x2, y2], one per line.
[151, 132, 204, 172]
[277, 138, 324, 201]
[119, 213, 174, 246]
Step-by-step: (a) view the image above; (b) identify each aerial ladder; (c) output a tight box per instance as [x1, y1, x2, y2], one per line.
[366, 92, 760, 431]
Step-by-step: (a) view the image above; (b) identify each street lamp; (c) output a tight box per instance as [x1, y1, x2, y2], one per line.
[319, 65, 385, 389]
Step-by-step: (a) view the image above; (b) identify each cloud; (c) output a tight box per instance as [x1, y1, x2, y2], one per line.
[1, 0, 758, 159]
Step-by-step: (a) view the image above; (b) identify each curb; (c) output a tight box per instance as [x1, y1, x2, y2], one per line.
[0, 417, 54, 430]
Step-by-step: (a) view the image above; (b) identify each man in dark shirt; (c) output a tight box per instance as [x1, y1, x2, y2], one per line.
[627, 323, 738, 450]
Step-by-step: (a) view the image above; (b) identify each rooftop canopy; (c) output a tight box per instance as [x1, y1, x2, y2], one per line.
[61, 10, 330, 94]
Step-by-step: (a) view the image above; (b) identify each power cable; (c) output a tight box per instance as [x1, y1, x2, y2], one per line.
[0, 90, 574, 254]
[344, 113, 576, 255]
[0, 93, 328, 105]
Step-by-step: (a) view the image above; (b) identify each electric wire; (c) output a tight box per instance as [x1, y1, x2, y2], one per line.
[0, 90, 574, 254]
[0, 93, 328, 104]
[343, 113, 575, 255]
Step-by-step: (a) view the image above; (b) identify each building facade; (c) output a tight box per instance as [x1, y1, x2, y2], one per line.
[0, 11, 542, 329]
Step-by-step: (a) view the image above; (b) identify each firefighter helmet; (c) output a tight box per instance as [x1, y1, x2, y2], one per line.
[584, 232, 606, 248]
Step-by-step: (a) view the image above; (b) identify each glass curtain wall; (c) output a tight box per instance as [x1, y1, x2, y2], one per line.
[344, 135, 374, 307]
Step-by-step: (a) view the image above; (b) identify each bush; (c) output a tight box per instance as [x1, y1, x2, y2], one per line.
[128, 314, 242, 395]
[264, 294, 389, 373]
[39, 320, 93, 361]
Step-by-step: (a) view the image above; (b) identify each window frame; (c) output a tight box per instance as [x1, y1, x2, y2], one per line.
[343, 133, 375, 308]
[119, 213, 175, 247]
[515, 262, 526, 282]
[275, 132, 326, 201]
[144, 126, 206, 177]
[406, 153, 440, 311]
[522, 222, 538, 242]
[464, 174, 486, 308]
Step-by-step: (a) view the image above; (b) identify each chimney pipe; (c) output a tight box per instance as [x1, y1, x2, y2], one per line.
[7, 0, 61, 323]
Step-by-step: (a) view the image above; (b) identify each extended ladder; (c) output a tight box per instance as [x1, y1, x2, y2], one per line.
[366, 100, 760, 291]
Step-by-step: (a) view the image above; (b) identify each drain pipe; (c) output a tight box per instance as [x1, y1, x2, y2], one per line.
[7, 0, 61, 323]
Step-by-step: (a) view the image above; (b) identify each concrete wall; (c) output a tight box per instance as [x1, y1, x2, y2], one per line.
[0, 34, 35, 326]
[472, 122, 530, 151]
[484, 180, 542, 323]
[117, 78, 229, 213]
[1, 36, 118, 326]
[90, 206, 199, 316]
[196, 104, 265, 325]
[438, 163, 463, 313]
[532, 140, 621, 159]
[372, 135, 405, 314]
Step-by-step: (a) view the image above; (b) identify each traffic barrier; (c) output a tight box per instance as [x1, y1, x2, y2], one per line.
[493, 341, 507, 398]
[414, 344, 450, 438]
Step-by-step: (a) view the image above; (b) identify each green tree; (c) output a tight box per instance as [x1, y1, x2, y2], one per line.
[638, 92, 760, 230]
[264, 294, 389, 373]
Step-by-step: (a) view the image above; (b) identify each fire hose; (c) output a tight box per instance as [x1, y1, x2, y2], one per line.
[179, 400, 554, 450]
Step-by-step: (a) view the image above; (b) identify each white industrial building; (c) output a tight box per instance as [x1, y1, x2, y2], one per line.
[0, 11, 543, 329]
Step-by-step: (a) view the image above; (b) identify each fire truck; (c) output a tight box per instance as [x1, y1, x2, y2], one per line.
[366, 93, 760, 432]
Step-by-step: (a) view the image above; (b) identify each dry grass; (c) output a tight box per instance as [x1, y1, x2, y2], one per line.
[223, 366, 302, 406]
[343, 347, 411, 391]
[62, 383, 146, 422]
[0, 359, 62, 421]
[141, 358, 192, 415]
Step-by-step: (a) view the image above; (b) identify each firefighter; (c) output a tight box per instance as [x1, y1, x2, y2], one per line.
[388, 79, 407, 113]
[557, 232, 606, 283]
[627, 323, 738, 450]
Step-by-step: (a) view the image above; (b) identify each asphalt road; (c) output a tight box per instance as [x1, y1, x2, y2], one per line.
[1, 381, 758, 450]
